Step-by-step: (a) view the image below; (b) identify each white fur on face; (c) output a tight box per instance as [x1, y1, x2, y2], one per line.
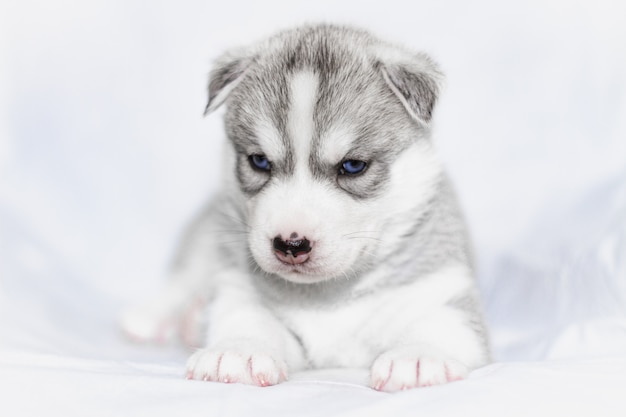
[248, 173, 378, 283]
[318, 126, 356, 166]
[287, 71, 317, 169]
[254, 117, 286, 162]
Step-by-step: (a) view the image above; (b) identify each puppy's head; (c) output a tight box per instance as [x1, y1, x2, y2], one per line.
[207, 25, 444, 283]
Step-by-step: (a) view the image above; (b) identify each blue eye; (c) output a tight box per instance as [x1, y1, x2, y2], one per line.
[340, 159, 367, 175]
[249, 154, 271, 171]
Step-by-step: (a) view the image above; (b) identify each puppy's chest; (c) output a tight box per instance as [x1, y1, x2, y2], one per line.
[274, 290, 415, 368]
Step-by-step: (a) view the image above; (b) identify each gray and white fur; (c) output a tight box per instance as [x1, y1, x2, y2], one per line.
[121, 24, 490, 391]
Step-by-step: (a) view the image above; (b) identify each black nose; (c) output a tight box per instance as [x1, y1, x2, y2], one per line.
[272, 235, 312, 257]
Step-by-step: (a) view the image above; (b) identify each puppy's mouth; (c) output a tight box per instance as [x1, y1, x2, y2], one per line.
[271, 255, 324, 281]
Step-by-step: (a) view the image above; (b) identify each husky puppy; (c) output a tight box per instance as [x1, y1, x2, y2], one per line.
[122, 24, 490, 391]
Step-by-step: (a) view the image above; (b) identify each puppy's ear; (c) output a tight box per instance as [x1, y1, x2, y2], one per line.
[204, 50, 254, 115]
[377, 51, 443, 126]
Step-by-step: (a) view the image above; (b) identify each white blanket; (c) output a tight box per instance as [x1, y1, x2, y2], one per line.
[2, 0, 626, 415]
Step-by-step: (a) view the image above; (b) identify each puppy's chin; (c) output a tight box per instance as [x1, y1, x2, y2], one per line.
[256, 259, 341, 284]
[274, 269, 332, 284]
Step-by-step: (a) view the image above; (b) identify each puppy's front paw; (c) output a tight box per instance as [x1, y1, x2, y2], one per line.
[370, 346, 468, 392]
[186, 343, 288, 387]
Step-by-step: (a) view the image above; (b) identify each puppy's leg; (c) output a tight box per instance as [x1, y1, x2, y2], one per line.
[120, 241, 213, 346]
[186, 275, 305, 387]
[369, 294, 489, 392]
[120, 198, 231, 346]
[120, 276, 208, 346]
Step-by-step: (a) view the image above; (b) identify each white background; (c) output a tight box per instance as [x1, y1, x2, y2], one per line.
[1, 0, 626, 415]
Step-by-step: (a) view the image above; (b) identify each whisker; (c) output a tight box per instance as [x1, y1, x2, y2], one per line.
[215, 208, 252, 230]
[217, 241, 248, 248]
[345, 236, 383, 242]
[341, 230, 379, 237]
[209, 230, 250, 235]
